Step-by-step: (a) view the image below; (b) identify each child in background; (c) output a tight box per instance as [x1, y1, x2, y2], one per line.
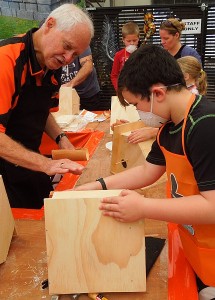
[177, 56, 207, 95]
[111, 21, 140, 91]
[120, 56, 207, 144]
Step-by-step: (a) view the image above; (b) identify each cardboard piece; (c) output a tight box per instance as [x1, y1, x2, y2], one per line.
[44, 190, 146, 295]
[110, 96, 140, 134]
[111, 121, 154, 174]
[0, 175, 16, 264]
[57, 87, 80, 116]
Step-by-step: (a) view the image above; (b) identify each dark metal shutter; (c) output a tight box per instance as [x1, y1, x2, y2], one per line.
[88, 4, 215, 108]
[204, 5, 215, 101]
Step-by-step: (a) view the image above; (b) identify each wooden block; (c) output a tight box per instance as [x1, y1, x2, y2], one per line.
[44, 190, 146, 295]
[58, 87, 80, 115]
[0, 175, 16, 264]
[111, 122, 167, 192]
[52, 148, 89, 161]
[111, 121, 153, 174]
[52, 190, 122, 199]
[110, 96, 140, 134]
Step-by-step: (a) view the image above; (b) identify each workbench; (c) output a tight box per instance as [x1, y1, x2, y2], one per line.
[0, 117, 168, 300]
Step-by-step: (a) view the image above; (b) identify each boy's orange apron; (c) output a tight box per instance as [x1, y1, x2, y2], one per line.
[157, 94, 215, 286]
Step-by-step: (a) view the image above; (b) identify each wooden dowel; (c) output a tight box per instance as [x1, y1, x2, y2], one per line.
[52, 148, 89, 161]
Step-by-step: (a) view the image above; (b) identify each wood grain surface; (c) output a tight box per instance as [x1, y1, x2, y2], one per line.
[44, 193, 146, 294]
[0, 117, 167, 300]
[0, 175, 15, 264]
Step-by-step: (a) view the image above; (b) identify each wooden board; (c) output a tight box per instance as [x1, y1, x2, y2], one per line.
[0, 175, 15, 264]
[52, 190, 123, 199]
[57, 87, 80, 116]
[110, 96, 140, 134]
[44, 190, 146, 295]
[111, 121, 154, 174]
[110, 122, 167, 191]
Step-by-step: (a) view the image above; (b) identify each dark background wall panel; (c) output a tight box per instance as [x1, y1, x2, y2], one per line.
[88, 4, 215, 109]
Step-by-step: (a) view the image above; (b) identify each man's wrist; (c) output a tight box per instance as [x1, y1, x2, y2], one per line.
[55, 132, 68, 144]
[96, 177, 107, 190]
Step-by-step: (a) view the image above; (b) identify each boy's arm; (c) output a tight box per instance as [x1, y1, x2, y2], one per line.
[75, 162, 165, 191]
[100, 189, 215, 225]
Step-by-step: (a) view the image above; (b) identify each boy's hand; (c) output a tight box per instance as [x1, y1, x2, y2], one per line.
[99, 189, 144, 222]
[128, 127, 158, 144]
[111, 119, 129, 131]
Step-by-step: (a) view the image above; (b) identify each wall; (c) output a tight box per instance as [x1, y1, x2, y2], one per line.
[0, 1, 211, 21]
[0, 0, 78, 21]
[0, 0, 152, 28]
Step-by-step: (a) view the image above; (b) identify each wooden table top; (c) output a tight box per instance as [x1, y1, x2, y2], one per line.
[0, 118, 168, 300]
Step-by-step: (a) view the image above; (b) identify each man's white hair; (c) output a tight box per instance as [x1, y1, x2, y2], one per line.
[47, 4, 94, 38]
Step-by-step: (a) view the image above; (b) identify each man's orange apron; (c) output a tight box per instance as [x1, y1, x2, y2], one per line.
[157, 94, 215, 286]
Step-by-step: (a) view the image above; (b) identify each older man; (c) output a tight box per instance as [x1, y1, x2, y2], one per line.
[0, 4, 94, 208]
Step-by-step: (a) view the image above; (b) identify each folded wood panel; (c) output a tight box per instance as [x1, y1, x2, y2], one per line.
[44, 190, 146, 295]
[0, 175, 15, 264]
[111, 121, 153, 174]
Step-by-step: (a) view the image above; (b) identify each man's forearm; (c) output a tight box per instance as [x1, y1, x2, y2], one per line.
[0, 132, 83, 176]
[68, 60, 93, 87]
[45, 113, 75, 149]
[44, 113, 63, 141]
[0, 132, 49, 172]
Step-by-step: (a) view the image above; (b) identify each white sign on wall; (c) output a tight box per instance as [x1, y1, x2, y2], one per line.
[182, 19, 202, 35]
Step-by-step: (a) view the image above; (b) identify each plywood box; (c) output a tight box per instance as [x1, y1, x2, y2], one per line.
[0, 175, 16, 264]
[111, 122, 167, 195]
[44, 190, 146, 295]
[58, 87, 80, 115]
[111, 121, 154, 174]
[110, 96, 140, 134]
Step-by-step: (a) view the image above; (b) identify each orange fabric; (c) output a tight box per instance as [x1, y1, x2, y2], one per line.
[158, 94, 215, 286]
[55, 130, 104, 191]
[40, 129, 97, 155]
[12, 129, 104, 220]
[178, 226, 215, 287]
[12, 207, 45, 220]
[168, 223, 198, 300]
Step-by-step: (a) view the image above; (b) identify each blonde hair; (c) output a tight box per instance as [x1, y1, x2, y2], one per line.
[160, 18, 185, 37]
[122, 21, 140, 38]
[46, 4, 94, 38]
[177, 56, 207, 95]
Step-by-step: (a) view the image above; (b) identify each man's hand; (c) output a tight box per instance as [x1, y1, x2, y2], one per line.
[43, 158, 84, 176]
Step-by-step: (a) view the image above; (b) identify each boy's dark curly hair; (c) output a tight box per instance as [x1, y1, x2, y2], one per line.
[117, 44, 186, 106]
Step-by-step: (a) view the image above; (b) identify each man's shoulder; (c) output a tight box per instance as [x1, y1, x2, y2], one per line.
[0, 34, 25, 50]
[0, 34, 28, 68]
[79, 46, 92, 59]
